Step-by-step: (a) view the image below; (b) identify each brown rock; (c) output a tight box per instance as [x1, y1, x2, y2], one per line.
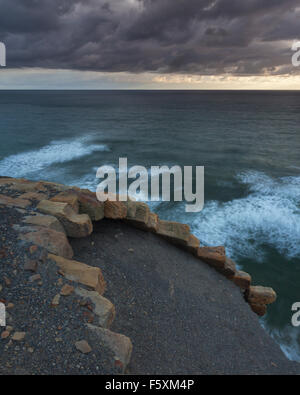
[1, 331, 10, 339]
[50, 192, 79, 212]
[39, 181, 70, 192]
[12, 332, 26, 341]
[126, 202, 150, 229]
[147, 212, 159, 232]
[0, 194, 31, 209]
[76, 189, 105, 221]
[184, 234, 200, 254]
[19, 226, 73, 259]
[75, 340, 92, 354]
[197, 246, 226, 268]
[48, 254, 106, 295]
[249, 303, 267, 317]
[51, 294, 60, 307]
[24, 214, 65, 234]
[76, 288, 115, 328]
[156, 220, 191, 246]
[246, 286, 277, 305]
[232, 270, 251, 289]
[19, 192, 48, 202]
[87, 324, 132, 372]
[215, 257, 237, 278]
[37, 200, 93, 238]
[104, 197, 127, 219]
[60, 284, 74, 296]
[9, 180, 47, 193]
[24, 259, 38, 272]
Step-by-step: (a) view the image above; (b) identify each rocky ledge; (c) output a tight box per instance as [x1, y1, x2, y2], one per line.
[0, 176, 295, 375]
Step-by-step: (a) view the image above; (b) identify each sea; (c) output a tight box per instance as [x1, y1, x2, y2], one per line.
[0, 90, 299, 361]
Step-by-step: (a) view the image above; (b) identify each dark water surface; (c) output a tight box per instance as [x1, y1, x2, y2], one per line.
[0, 90, 299, 360]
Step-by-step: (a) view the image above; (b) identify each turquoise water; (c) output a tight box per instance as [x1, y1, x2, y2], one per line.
[0, 90, 300, 360]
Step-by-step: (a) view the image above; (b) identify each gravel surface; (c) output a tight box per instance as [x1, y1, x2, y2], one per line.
[71, 219, 300, 375]
[0, 206, 119, 375]
[1, 180, 300, 375]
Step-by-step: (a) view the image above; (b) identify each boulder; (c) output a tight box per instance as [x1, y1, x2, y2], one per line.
[23, 214, 65, 234]
[76, 189, 105, 221]
[215, 257, 237, 278]
[125, 202, 150, 229]
[246, 286, 277, 305]
[0, 194, 31, 209]
[197, 246, 226, 268]
[104, 197, 127, 219]
[87, 324, 133, 373]
[37, 200, 93, 238]
[48, 254, 106, 295]
[50, 192, 79, 212]
[232, 270, 251, 289]
[146, 212, 159, 232]
[249, 303, 267, 317]
[184, 234, 200, 254]
[19, 226, 73, 259]
[156, 220, 191, 246]
[75, 287, 115, 328]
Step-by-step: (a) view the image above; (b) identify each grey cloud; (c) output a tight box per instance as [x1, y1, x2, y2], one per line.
[0, 0, 299, 75]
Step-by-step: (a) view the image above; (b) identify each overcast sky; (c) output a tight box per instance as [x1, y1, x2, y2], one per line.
[0, 0, 300, 89]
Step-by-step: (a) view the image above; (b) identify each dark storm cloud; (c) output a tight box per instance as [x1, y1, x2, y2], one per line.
[1, 0, 299, 75]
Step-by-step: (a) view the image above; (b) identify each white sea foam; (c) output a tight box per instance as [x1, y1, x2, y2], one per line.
[0, 136, 109, 178]
[262, 322, 300, 363]
[190, 171, 300, 261]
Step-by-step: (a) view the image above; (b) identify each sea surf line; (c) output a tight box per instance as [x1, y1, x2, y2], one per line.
[96, 158, 204, 213]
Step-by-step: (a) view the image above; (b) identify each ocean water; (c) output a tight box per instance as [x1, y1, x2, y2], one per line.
[0, 90, 300, 361]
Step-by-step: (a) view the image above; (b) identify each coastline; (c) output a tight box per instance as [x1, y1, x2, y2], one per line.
[0, 176, 299, 374]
